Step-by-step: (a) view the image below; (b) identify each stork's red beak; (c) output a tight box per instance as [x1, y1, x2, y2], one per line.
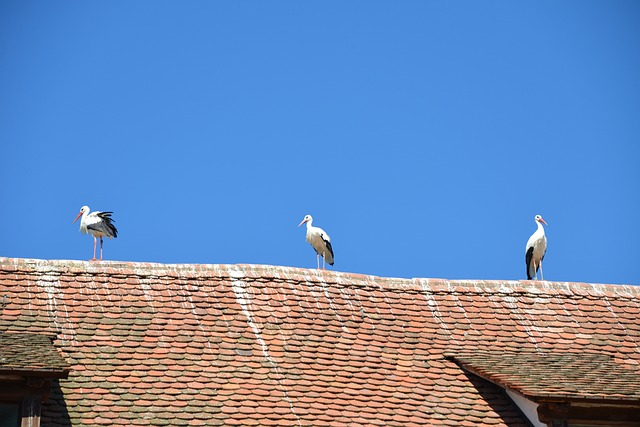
[74, 212, 82, 223]
[539, 218, 548, 225]
[298, 219, 307, 227]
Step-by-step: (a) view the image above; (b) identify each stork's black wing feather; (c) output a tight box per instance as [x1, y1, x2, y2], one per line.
[525, 246, 534, 280]
[323, 238, 334, 266]
[92, 211, 118, 238]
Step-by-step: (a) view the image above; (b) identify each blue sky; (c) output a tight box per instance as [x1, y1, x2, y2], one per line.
[1, 1, 638, 285]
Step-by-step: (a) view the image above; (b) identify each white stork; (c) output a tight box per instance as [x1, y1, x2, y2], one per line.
[74, 205, 118, 261]
[298, 214, 334, 269]
[525, 214, 547, 280]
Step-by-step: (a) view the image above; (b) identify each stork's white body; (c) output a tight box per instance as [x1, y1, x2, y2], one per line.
[298, 214, 334, 269]
[525, 215, 547, 280]
[74, 205, 118, 261]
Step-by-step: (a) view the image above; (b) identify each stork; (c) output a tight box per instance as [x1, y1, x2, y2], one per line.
[298, 214, 334, 269]
[525, 214, 547, 280]
[74, 205, 118, 261]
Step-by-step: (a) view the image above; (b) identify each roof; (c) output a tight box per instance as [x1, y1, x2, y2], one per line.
[0, 332, 70, 378]
[448, 352, 640, 402]
[0, 257, 639, 427]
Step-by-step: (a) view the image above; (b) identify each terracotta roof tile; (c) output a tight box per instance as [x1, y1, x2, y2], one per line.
[1, 257, 639, 426]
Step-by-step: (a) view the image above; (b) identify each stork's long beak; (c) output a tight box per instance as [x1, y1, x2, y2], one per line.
[298, 219, 307, 227]
[540, 218, 548, 225]
[73, 212, 82, 223]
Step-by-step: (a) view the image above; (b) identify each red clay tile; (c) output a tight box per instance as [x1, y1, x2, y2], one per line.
[2, 258, 639, 426]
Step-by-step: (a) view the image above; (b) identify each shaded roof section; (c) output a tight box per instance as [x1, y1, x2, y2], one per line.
[0, 332, 70, 378]
[448, 352, 640, 402]
[0, 257, 639, 427]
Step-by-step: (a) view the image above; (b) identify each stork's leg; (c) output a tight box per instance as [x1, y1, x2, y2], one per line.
[99, 237, 104, 260]
[91, 237, 98, 261]
[322, 254, 326, 270]
[539, 260, 544, 281]
[316, 254, 320, 269]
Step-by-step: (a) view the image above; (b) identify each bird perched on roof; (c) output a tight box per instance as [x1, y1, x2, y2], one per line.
[298, 214, 334, 270]
[525, 214, 547, 280]
[74, 205, 118, 261]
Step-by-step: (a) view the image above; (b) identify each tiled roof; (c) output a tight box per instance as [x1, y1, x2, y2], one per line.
[448, 352, 640, 402]
[0, 257, 639, 427]
[0, 331, 70, 377]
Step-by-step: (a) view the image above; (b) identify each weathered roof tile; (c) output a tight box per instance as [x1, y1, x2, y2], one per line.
[1, 258, 639, 426]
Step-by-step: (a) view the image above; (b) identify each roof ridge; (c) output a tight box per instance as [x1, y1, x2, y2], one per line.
[1, 257, 638, 299]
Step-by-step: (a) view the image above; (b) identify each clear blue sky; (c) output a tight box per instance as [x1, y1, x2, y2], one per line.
[1, 1, 638, 285]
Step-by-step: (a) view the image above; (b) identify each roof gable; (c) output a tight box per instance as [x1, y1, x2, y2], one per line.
[0, 257, 639, 426]
[448, 352, 640, 402]
[0, 332, 70, 377]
